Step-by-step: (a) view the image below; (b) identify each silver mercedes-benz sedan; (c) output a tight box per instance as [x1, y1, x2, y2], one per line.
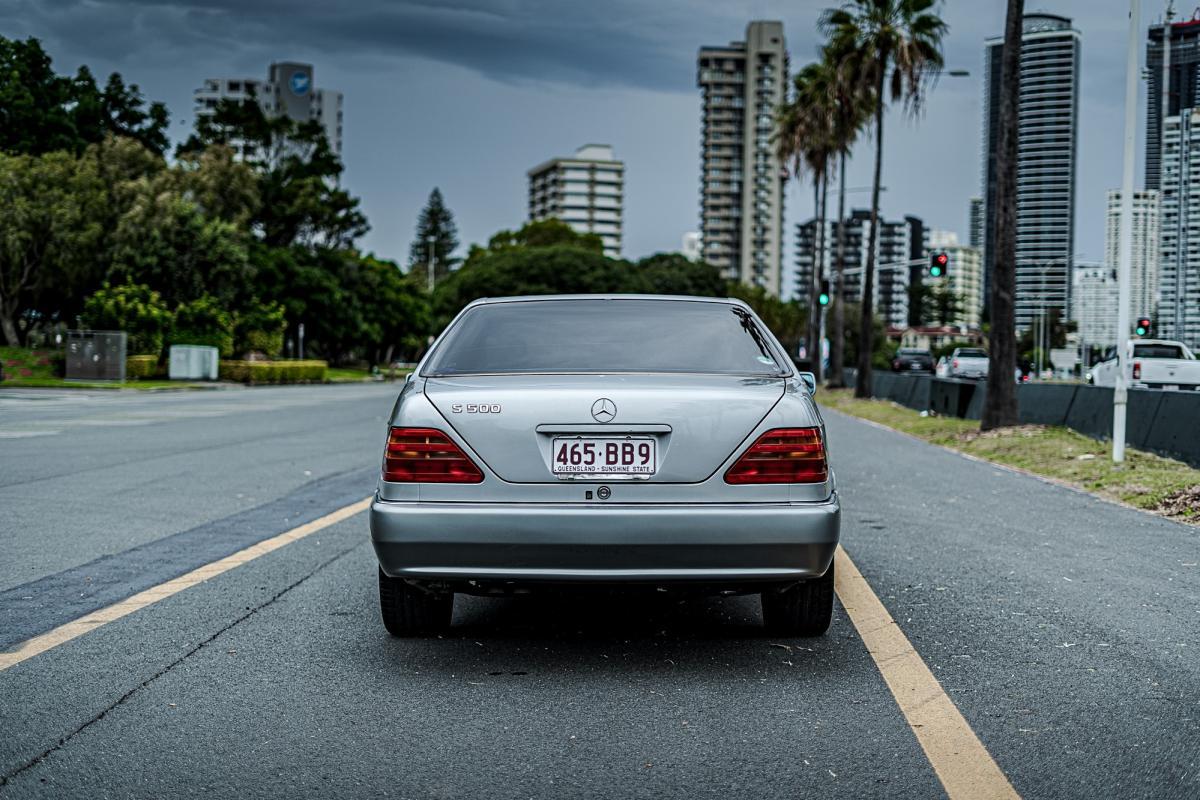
[370, 295, 840, 637]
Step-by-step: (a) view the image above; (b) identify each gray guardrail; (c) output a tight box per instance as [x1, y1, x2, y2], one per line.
[840, 370, 1200, 468]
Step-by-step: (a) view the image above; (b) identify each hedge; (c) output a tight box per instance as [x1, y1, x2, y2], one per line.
[126, 355, 159, 379]
[219, 360, 327, 384]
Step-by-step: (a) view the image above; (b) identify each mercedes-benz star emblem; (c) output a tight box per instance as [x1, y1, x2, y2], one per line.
[591, 397, 617, 423]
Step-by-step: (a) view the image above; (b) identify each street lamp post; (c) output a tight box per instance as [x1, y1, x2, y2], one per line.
[426, 234, 437, 294]
[1113, 0, 1141, 463]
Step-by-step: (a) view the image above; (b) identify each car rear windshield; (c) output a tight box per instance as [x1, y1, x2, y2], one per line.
[956, 349, 987, 358]
[423, 299, 788, 376]
[898, 349, 930, 356]
[1133, 343, 1185, 359]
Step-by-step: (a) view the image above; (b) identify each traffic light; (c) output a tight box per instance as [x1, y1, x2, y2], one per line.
[1135, 317, 1151, 337]
[818, 279, 831, 306]
[929, 252, 949, 278]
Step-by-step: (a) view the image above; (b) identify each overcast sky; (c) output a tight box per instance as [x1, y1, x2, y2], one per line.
[3, 0, 1161, 296]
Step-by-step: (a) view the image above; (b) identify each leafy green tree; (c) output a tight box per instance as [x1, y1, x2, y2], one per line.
[484, 219, 604, 254]
[169, 144, 260, 227]
[0, 37, 169, 156]
[178, 97, 366, 249]
[0, 149, 105, 344]
[355, 256, 430, 366]
[434, 245, 637, 331]
[635, 253, 726, 297]
[822, 0, 946, 397]
[80, 282, 171, 355]
[409, 188, 460, 283]
[172, 296, 234, 356]
[68, 69, 170, 155]
[108, 187, 249, 308]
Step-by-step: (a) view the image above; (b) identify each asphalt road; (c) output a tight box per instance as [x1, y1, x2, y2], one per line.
[0, 384, 1196, 798]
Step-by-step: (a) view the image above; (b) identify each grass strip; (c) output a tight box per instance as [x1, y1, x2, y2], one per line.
[819, 388, 1200, 524]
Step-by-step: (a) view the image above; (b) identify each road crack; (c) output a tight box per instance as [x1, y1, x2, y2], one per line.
[0, 540, 364, 791]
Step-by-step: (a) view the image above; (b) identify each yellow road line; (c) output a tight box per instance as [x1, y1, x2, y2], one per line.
[0, 497, 371, 672]
[835, 546, 1020, 800]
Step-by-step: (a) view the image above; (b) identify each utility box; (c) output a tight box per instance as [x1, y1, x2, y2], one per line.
[169, 345, 220, 380]
[65, 330, 126, 382]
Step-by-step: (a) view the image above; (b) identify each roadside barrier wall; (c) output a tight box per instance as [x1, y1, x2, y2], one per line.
[850, 372, 1200, 467]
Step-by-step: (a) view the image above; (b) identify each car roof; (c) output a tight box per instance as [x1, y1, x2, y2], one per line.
[462, 294, 753, 310]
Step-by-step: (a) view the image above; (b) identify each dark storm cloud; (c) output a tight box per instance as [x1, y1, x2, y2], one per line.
[3, 0, 755, 91]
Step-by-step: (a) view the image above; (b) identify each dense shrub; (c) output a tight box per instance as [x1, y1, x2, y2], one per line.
[126, 354, 158, 379]
[80, 283, 171, 355]
[172, 295, 234, 357]
[219, 360, 326, 384]
[234, 302, 286, 357]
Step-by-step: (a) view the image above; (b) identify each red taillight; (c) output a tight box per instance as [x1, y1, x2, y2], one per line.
[1132, 361, 1141, 380]
[953, 359, 959, 369]
[724, 427, 828, 485]
[382, 427, 484, 483]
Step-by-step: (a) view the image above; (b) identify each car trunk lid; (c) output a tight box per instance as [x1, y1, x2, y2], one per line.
[424, 374, 784, 483]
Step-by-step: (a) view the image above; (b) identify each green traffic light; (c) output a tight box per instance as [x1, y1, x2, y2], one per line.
[930, 267, 942, 277]
[818, 293, 830, 306]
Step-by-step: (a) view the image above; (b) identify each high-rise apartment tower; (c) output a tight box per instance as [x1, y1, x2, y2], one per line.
[697, 21, 788, 295]
[981, 13, 1081, 332]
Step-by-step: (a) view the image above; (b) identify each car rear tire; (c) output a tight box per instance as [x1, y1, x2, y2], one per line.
[761, 563, 834, 637]
[378, 568, 453, 636]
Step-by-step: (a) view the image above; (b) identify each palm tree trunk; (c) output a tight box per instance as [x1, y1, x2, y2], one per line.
[855, 63, 887, 399]
[981, 0, 1024, 429]
[828, 151, 848, 388]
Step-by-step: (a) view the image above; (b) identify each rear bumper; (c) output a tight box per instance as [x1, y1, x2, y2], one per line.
[370, 495, 840, 585]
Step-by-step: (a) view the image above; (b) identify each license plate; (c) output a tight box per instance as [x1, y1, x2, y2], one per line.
[1163, 384, 1179, 391]
[552, 437, 656, 476]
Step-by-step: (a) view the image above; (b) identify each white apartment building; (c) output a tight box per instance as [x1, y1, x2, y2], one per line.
[1158, 110, 1200, 349]
[193, 62, 343, 158]
[681, 232, 702, 262]
[1104, 189, 1160, 323]
[928, 231, 984, 330]
[1073, 263, 1119, 347]
[527, 144, 624, 258]
[697, 21, 788, 294]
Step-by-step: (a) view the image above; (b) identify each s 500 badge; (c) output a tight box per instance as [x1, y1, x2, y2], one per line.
[450, 404, 501, 413]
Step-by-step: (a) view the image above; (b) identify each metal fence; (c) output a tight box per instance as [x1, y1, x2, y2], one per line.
[848, 371, 1200, 468]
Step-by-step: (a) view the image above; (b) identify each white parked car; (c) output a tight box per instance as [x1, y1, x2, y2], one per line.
[948, 348, 989, 380]
[1088, 339, 1200, 391]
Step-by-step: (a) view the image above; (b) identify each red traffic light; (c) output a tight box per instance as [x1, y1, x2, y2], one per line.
[929, 252, 949, 277]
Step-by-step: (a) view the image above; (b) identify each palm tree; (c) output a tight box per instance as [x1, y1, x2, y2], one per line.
[822, 0, 946, 398]
[981, 0, 1024, 430]
[776, 62, 838, 382]
[824, 43, 874, 388]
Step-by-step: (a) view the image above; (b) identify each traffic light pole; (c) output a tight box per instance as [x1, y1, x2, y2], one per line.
[1112, 0, 1140, 464]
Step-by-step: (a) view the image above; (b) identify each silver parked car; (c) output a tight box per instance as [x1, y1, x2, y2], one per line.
[370, 296, 841, 637]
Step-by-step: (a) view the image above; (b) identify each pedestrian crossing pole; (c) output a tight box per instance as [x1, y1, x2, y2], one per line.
[1113, 0, 1140, 463]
